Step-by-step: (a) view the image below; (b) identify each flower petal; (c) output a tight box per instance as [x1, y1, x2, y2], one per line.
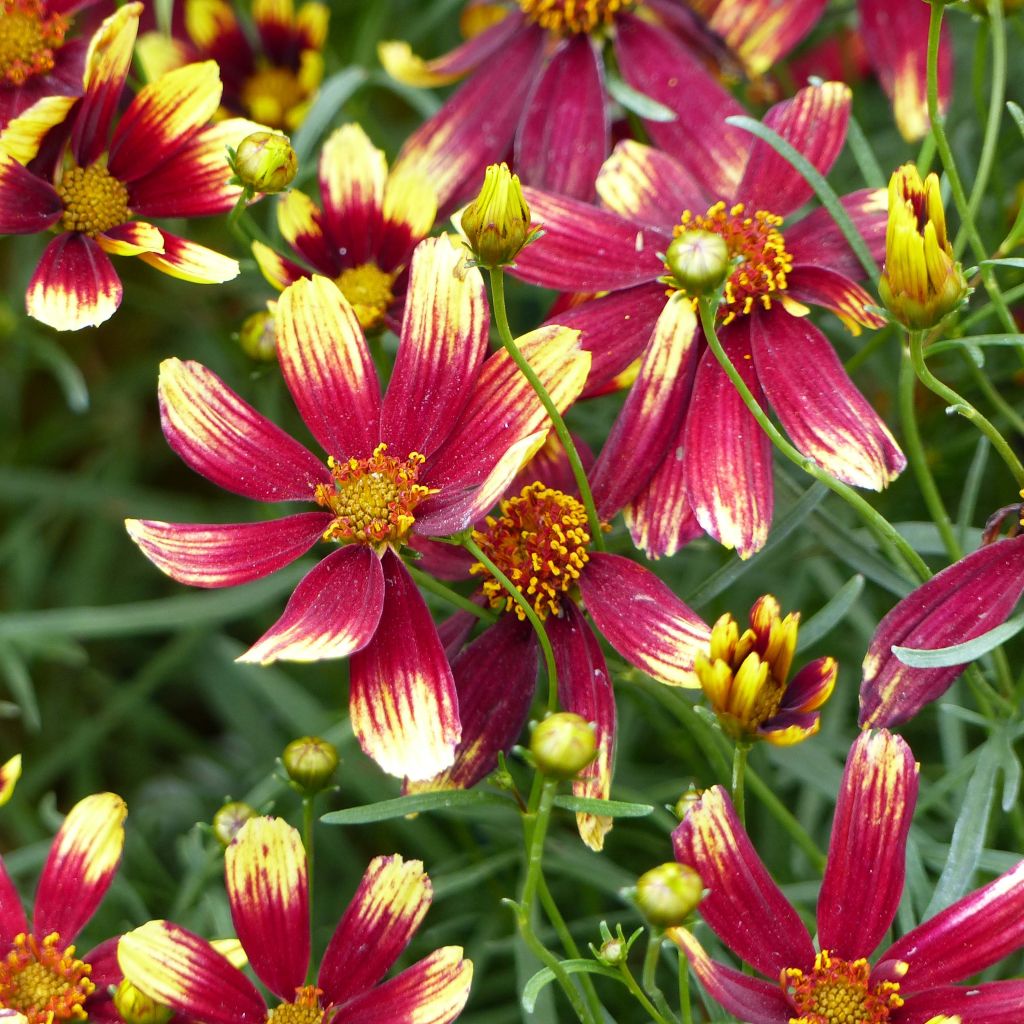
[319, 855, 432, 1006]
[0, 94, 78, 166]
[859, 536, 1024, 728]
[124, 513, 330, 588]
[0, 152, 61, 233]
[117, 921, 266, 1024]
[0, 754, 21, 809]
[225, 817, 308, 1000]
[275, 275, 383, 460]
[349, 551, 460, 781]
[252, 241, 308, 291]
[684, 325, 773, 558]
[786, 188, 888, 278]
[624, 442, 705, 560]
[784, 266, 886, 332]
[781, 657, 837, 713]
[239, 545, 385, 664]
[277, 188, 339, 276]
[26, 233, 122, 331]
[157, 357, 329, 501]
[817, 730, 918, 960]
[96, 221, 165, 257]
[0, 858, 29, 946]
[672, 786, 815, 978]
[382, 236, 488, 458]
[750, 309, 904, 489]
[34, 793, 126, 942]
[548, 603, 616, 851]
[137, 230, 239, 284]
[514, 34, 608, 201]
[736, 81, 850, 217]
[700, 0, 826, 76]
[898, 981, 1024, 1024]
[580, 553, 710, 687]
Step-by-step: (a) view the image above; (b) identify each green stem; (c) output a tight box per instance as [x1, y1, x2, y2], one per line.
[731, 741, 750, 825]
[302, 794, 315, 984]
[642, 932, 681, 1024]
[909, 330, 1024, 488]
[461, 534, 559, 709]
[618, 960, 676, 1024]
[696, 298, 930, 582]
[402, 561, 495, 622]
[679, 947, 693, 1024]
[488, 268, 606, 552]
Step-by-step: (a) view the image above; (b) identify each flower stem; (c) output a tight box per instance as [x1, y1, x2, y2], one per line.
[679, 946, 693, 1024]
[642, 932, 681, 1024]
[402, 561, 495, 622]
[302, 793, 316, 984]
[488, 268, 605, 552]
[618, 959, 676, 1024]
[731, 740, 750, 825]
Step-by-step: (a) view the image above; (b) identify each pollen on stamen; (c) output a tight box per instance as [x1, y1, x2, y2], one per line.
[0, 932, 95, 1024]
[0, 0, 69, 86]
[265, 985, 323, 1024]
[783, 950, 903, 1024]
[56, 162, 131, 237]
[517, 0, 637, 36]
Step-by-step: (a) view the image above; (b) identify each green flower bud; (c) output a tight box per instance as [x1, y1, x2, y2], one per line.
[664, 230, 730, 295]
[530, 712, 597, 779]
[635, 863, 703, 928]
[283, 736, 339, 794]
[238, 309, 277, 361]
[461, 162, 535, 268]
[673, 785, 702, 821]
[231, 131, 298, 194]
[212, 801, 257, 846]
[113, 979, 173, 1024]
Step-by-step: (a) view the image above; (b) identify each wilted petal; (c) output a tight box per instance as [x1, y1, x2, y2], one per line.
[26, 233, 122, 332]
[0, 152, 61, 233]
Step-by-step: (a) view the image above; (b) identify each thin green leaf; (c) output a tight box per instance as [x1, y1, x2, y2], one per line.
[552, 795, 654, 818]
[606, 75, 676, 122]
[0, 643, 40, 732]
[31, 336, 89, 413]
[996, 729, 1021, 812]
[978, 257, 1024, 268]
[797, 574, 864, 651]
[893, 612, 1024, 667]
[1008, 100, 1024, 137]
[956, 437, 990, 549]
[291, 68, 369, 163]
[320, 789, 511, 824]
[522, 960, 623, 1013]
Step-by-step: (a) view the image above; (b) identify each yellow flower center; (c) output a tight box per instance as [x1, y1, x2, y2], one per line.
[470, 482, 591, 621]
[666, 201, 793, 325]
[335, 263, 396, 330]
[313, 442, 433, 549]
[517, 0, 636, 35]
[240, 64, 308, 130]
[0, 0, 68, 86]
[0, 933, 95, 1024]
[56, 162, 130, 236]
[783, 951, 903, 1024]
[265, 986, 323, 1024]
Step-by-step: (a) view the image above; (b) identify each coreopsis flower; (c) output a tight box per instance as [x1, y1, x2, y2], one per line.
[0, 754, 20, 806]
[124, 241, 590, 780]
[696, 595, 836, 745]
[252, 122, 437, 331]
[409, 479, 710, 850]
[0, 4, 261, 330]
[118, 817, 472, 1024]
[513, 80, 905, 559]
[137, 0, 328, 130]
[0, 792, 127, 1024]
[671, 730, 1024, 1023]
[879, 163, 968, 330]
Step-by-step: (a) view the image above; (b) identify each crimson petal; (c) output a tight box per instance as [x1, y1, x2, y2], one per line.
[0, 153, 61, 233]
[898, 981, 1024, 1024]
[0, 858, 29, 945]
[786, 188, 888, 278]
[26, 233, 122, 331]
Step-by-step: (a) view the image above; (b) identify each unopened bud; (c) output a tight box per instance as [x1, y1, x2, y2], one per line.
[530, 712, 597, 779]
[635, 863, 703, 927]
[238, 309, 277, 361]
[597, 937, 626, 965]
[673, 785, 702, 821]
[283, 736, 339, 794]
[665, 230, 730, 294]
[113, 979, 173, 1024]
[461, 162, 535, 268]
[231, 132, 298, 194]
[212, 801, 257, 846]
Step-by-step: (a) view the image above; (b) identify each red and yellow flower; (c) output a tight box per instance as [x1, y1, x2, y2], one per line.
[0, 4, 261, 331]
[512, 80, 905, 560]
[118, 816, 472, 1024]
[124, 239, 590, 781]
[0, 792, 127, 1024]
[671, 730, 1024, 1023]
[252, 122, 437, 331]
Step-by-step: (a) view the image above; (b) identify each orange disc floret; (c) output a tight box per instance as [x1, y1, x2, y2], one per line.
[0, 932, 95, 1024]
[265, 986, 324, 1024]
[517, 0, 636, 35]
[0, 0, 69, 85]
[783, 950, 903, 1024]
[56, 162, 131, 237]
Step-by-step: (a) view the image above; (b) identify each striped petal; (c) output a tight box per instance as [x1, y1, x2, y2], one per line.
[549, 604, 616, 851]
[157, 357, 329, 502]
[580, 553, 709, 688]
[277, 189, 340, 276]
[124, 513, 331, 588]
[319, 855, 432, 1006]
[786, 188, 888, 278]
[108, 61, 223, 183]
[514, 34, 608, 200]
[0, 94, 78, 166]
[624, 440, 704, 560]
[0, 858, 29, 945]
[137, 230, 239, 284]
[238, 545, 385, 664]
[684, 325, 773, 558]
[859, 536, 1024, 728]
[226, 817, 308, 1000]
[379, 168, 437, 269]
[817, 730, 918, 959]
[515, 186, 667, 293]
[34, 793, 126, 942]
[750, 309, 904, 489]
[382, 237, 488, 458]
[736, 82, 851, 217]
[340, 947, 472, 1024]
[700, 0, 826, 76]
[97, 221, 165, 257]
[780, 658, 837, 713]
[0, 152, 61, 233]
[276, 275, 382, 460]
[785, 266, 886, 332]
[672, 786, 815, 978]
[252, 240, 308, 291]
[117, 920, 267, 1024]
[349, 552, 460, 781]
[184, 0, 252, 76]
[26, 233, 122, 331]
[898, 981, 1024, 1024]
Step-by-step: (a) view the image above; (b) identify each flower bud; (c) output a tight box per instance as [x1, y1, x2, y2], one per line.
[113, 979, 173, 1024]
[231, 131, 298, 194]
[461, 162, 535, 268]
[0, 754, 21, 808]
[673, 785, 702, 821]
[283, 736, 339, 794]
[238, 309, 277, 361]
[212, 801, 257, 846]
[664, 230, 730, 295]
[530, 712, 597, 779]
[635, 863, 703, 927]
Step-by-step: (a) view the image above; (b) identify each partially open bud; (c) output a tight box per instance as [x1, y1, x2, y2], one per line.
[530, 712, 597, 779]
[879, 164, 968, 329]
[635, 863, 703, 927]
[283, 736, 339, 794]
[461, 163, 536, 268]
[238, 309, 277, 361]
[113, 979, 173, 1024]
[0, 754, 21, 807]
[664, 230, 730, 295]
[230, 131, 298, 195]
[212, 801, 257, 846]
